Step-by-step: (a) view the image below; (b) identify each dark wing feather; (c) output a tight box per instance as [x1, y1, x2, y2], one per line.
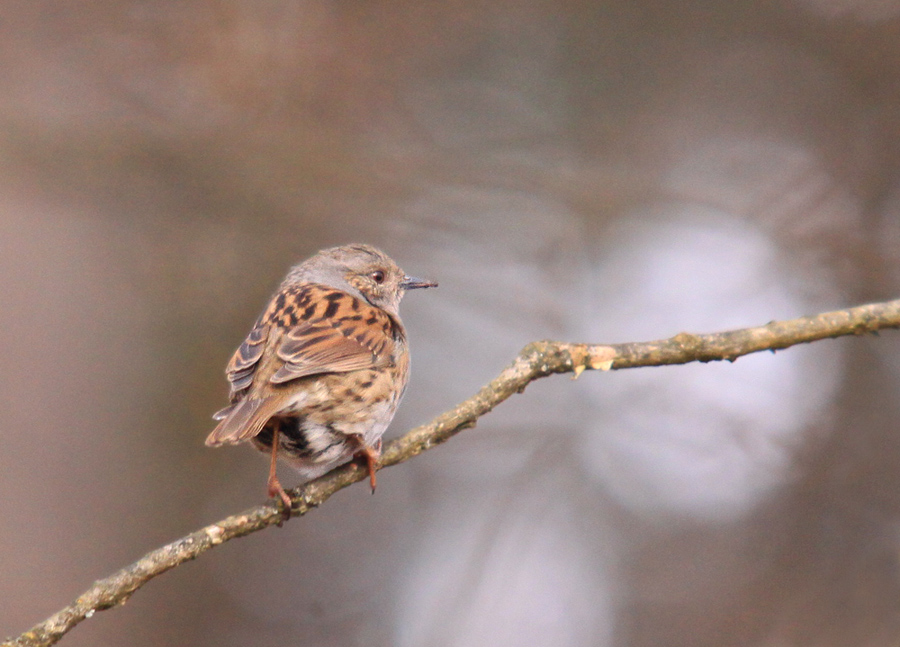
[224, 323, 269, 398]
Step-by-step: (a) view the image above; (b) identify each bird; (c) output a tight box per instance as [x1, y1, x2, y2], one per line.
[206, 244, 437, 517]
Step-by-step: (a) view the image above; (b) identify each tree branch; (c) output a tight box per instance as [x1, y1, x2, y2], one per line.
[6, 298, 900, 647]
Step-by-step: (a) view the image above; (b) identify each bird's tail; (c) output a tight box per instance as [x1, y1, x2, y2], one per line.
[205, 396, 283, 446]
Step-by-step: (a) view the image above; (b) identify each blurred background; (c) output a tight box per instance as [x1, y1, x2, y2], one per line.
[3, 1, 900, 646]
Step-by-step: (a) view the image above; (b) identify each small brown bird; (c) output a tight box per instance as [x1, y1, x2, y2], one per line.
[206, 244, 436, 516]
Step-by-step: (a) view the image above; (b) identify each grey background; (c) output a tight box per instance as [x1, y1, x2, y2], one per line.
[3, 2, 900, 646]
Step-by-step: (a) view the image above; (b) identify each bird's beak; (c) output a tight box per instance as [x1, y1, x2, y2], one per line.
[400, 276, 438, 290]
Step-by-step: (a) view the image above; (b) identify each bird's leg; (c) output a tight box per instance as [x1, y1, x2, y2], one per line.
[352, 436, 382, 493]
[267, 421, 292, 520]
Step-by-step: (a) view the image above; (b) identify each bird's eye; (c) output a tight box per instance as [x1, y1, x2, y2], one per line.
[370, 270, 385, 284]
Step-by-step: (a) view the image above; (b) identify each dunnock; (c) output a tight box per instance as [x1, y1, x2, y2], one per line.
[206, 244, 437, 516]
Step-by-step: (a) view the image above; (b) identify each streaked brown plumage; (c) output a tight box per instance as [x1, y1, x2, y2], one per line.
[206, 244, 436, 516]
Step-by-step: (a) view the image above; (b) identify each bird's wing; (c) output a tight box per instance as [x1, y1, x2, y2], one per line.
[270, 285, 397, 382]
[205, 284, 400, 446]
[224, 323, 269, 398]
